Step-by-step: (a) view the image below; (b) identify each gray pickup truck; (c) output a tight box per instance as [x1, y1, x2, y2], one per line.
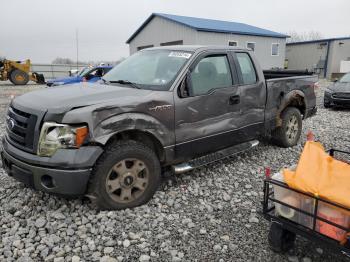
[1, 46, 317, 210]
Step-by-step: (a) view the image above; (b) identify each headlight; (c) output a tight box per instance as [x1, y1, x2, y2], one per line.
[38, 122, 88, 157]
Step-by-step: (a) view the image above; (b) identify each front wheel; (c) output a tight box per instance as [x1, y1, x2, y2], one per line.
[272, 107, 302, 148]
[9, 69, 29, 85]
[88, 140, 161, 210]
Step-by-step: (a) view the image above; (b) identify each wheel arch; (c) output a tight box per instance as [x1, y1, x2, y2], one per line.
[104, 129, 166, 163]
[276, 90, 306, 127]
[91, 112, 173, 163]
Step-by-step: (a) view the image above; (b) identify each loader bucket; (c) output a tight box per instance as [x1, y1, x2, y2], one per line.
[31, 72, 46, 84]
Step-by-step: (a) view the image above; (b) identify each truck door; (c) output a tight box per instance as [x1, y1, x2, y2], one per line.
[231, 52, 266, 136]
[174, 51, 243, 159]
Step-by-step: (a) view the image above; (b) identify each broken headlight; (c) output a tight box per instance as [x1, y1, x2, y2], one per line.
[37, 122, 88, 157]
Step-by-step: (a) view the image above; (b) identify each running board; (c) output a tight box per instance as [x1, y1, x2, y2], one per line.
[172, 140, 259, 174]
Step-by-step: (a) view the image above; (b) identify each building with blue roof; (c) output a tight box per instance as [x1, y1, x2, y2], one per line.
[126, 13, 289, 69]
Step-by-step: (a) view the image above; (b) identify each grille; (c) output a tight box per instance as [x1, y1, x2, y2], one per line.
[332, 92, 350, 99]
[6, 106, 37, 151]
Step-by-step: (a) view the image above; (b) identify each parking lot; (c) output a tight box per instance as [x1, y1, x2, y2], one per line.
[0, 80, 350, 262]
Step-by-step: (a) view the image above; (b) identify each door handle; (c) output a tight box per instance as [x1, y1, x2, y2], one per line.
[229, 95, 240, 105]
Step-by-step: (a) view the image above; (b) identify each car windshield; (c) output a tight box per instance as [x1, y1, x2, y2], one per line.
[339, 73, 350, 83]
[103, 50, 192, 90]
[78, 67, 92, 77]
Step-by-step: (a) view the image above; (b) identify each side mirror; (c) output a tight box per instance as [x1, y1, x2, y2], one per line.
[179, 72, 192, 98]
[333, 79, 338, 83]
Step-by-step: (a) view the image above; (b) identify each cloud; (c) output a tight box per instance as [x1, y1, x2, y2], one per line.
[0, 0, 348, 62]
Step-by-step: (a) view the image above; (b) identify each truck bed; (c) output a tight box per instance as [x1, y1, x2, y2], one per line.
[264, 72, 318, 132]
[263, 69, 314, 80]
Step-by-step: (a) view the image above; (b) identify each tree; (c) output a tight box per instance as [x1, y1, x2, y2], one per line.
[287, 30, 324, 43]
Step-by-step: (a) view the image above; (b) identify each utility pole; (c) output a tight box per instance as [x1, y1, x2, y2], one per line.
[76, 29, 79, 70]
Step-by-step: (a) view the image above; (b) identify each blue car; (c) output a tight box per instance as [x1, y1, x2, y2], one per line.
[46, 65, 113, 87]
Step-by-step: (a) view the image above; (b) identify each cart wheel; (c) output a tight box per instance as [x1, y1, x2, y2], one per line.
[268, 222, 296, 253]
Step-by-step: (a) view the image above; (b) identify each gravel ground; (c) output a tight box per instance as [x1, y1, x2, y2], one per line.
[0, 80, 350, 262]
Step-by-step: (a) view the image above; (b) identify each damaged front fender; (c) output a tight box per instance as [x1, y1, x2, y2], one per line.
[92, 112, 173, 147]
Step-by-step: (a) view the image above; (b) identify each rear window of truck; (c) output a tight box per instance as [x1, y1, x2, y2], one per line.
[236, 53, 257, 85]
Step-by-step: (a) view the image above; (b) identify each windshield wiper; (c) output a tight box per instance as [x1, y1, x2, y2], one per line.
[109, 79, 141, 89]
[100, 78, 110, 85]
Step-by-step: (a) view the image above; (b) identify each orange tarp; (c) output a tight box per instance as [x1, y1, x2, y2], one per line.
[283, 141, 350, 208]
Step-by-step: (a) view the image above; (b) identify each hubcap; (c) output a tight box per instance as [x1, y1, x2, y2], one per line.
[16, 75, 24, 81]
[105, 158, 149, 203]
[286, 115, 299, 143]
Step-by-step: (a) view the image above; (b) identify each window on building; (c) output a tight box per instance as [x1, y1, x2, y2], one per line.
[189, 55, 233, 96]
[137, 45, 154, 51]
[236, 53, 257, 85]
[271, 43, 279, 56]
[246, 42, 256, 51]
[160, 40, 183, 46]
[228, 41, 238, 47]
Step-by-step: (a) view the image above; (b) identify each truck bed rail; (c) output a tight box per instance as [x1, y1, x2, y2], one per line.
[263, 69, 314, 80]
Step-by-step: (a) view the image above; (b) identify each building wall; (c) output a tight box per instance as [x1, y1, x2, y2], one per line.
[285, 42, 328, 75]
[286, 39, 350, 78]
[328, 39, 350, 77]
[195, 31, 286, 69]
[129, 16, 197, 54]
[129, 17, 287, 69]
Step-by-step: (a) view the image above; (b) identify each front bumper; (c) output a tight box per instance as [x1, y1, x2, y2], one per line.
[324, 92, 350, 107]
[1, 137, 103, 196]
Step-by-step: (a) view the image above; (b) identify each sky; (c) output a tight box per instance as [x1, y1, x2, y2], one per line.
[0, 0, 349, 63]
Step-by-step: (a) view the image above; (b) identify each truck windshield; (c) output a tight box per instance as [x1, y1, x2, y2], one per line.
[103, 50, 192, 90]
[339, 73, 350, 83]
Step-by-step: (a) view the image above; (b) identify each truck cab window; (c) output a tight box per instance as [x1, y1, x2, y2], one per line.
[189, 55, 232, 96]
[236, 53, 257, 85]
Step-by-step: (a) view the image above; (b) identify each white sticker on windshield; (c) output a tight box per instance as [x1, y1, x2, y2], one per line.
[168, 52, 192, 59]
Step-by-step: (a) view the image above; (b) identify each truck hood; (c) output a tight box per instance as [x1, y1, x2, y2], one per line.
[328, 82, 350, 92]
[13, 82, 153, 114]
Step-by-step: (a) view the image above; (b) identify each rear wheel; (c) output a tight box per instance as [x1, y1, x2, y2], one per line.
[268, 223, 296, 253]
[9, 69, 29, 85]
[88, 140, 161, 210]
[272, 107, 302, 148]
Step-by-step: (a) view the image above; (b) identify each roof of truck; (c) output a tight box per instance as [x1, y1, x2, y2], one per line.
[142, 45, 248, 52]
[126, 13, 289, 43]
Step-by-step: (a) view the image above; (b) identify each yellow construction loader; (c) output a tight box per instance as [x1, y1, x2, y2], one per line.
[0, 59, 45, 85]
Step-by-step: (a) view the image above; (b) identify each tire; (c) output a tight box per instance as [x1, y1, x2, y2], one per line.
[268, 223, 296, 253]
[272, 107, 302, 148]
[87, 140, 161, 210]
[324, 101, 331, 109]
[9, 69, 29, 85]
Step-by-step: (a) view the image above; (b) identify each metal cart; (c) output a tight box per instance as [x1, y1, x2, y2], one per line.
[262, 148, 350, 257]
